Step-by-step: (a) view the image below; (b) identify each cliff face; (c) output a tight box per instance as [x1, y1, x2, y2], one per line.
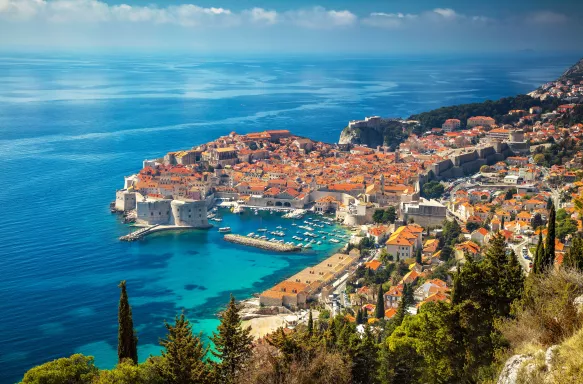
[559, 57, 583, 82]
[338, 119, 417, 149]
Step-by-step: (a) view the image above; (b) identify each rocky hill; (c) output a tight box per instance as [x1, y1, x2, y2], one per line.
[338, 118, 419, 149]
[559, 57, 583, 82]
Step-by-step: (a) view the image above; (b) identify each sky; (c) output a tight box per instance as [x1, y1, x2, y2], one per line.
[1, 0, 582, 53]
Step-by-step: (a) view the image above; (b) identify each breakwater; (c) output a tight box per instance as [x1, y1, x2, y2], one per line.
[224, 234, 301, 252]
[119, 224, 160, 241]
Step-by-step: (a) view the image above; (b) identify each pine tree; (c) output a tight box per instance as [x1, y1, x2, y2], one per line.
[307, 310, 314, 336]
[160, 312, 210, 384]
[374, 285, 385, 319]
[117, 280, 138, 365]
[211, 295, 253, 384]
[543, 203, 556, 271]
[534, 231, 545, 274]
[404, 284, 415, 307]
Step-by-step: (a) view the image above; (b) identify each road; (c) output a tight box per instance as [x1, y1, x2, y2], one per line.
[510, 239, 532, 274]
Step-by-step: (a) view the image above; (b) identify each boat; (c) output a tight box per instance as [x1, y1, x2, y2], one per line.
[218, 227, 231, 233]
[247, 232, 255, 237]
[317, 241, 322, 245]
[330, 239, 340, 243]
[257, 228, 267, 232]
[304, 243, 312, 249]
[297, 243, 303, 247]
[232, 205, 243, 214]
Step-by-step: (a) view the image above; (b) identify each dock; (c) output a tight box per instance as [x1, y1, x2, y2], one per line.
[224, 234, 301, 252]
[119, 224, 160, 241]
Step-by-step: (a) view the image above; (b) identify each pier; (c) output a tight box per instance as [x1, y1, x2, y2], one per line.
[224, 234, 301, 252]
[119, 224, 160, 241]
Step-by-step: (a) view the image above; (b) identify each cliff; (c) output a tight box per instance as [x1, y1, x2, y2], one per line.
[559, 57, 583, 82]
[338, 118, 418, 149]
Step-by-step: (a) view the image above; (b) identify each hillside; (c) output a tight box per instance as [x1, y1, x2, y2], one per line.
[559, 57, 583, 82]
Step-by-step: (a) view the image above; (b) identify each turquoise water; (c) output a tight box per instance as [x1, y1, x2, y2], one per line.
[0, 52, 579, 383]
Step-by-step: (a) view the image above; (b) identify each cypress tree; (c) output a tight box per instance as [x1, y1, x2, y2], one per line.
[501, 216, 505, 231]
[534, 231, 545, 274]
[160, 312, 210, 384]
[356, 308, 363, 325]
[416, 247, 423, 264]
[117, 280, 138, 365]
[211, 295, 253, 384]
[543, 203, 556, 271]
[307, 310, 314, 336]
[374, 284, 385, 319]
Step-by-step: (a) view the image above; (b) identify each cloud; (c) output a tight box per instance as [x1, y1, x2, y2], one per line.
[0, 1, 358, 29]
[362, 12, 417, 29]
[432, 8, 458, 19]
[525, 11, 568, 24]
[362, 7, 490, 29]
[284, 6, 356, 29]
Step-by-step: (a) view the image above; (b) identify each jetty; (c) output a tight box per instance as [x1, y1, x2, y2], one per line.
[224, 234, 301, 252]
[119, 224, 160, 241]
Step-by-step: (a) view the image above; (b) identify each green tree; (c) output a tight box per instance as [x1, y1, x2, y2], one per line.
[504, 188, 517, 200]
[118, 280, 138, 365]
[94, 359, 164, 384]
[349, 326, 378, 384]
[21, 354, 99, 384]
[465, 221, 480, 232]
[543, 203, 556, 271]
[160, 313, 211, 384]
[355, 308, 363, 325]
[564, 237, 583, 271]
[533, 153, 545, 165]
[211, 295, 254, 384]
[533, 231, 545, 274]
[440, 245, 453, 262]
[373, 209, 385, 224]
[375, 284, 385, 319]
[383, 206, 397, 224]
[415, 247, 422, 264]
[531, 213, 543, 230]
[422, 181, 445, 199]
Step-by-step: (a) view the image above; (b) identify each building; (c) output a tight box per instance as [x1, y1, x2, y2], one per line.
[136, 197, 209, 228]
[115, 190, 137, 212]
[209, 147, 238, 167]
[467, 116, 496, 128]
[487, 128, 510, 141]
[385, 224, 423, 260]
[442, 119, 461, 132]
[401, 198, 446, 228]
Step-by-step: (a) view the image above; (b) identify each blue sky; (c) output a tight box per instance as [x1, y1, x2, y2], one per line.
[1, 0, 582, 53]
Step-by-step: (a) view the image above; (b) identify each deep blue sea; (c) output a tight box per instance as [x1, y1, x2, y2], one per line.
[0, 52, 579, 383]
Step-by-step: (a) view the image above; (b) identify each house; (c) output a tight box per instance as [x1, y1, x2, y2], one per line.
[385, 224, 424, 260]
[384, 308, 398, 320]
[422, 239, 439, 257]
[364, 260, 383, 271]
[414, 279, 448, 301]
[368, 225, 391, 244]
[259, 281, 308, 310]
[454, 241, 481, 261]
[384, 285, 404, 308]
[470, 227, 490, 244]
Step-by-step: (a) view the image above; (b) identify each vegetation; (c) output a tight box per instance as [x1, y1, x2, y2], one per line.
[421, 181, 444, 199]
[118, 280, 138, 365]
[408, 94, 560, 131]
[341, 119, 414, 150]
[372, 206, 396, 224]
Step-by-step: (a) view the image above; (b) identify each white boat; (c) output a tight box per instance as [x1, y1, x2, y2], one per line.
[257, 228, 267, 232]
[317, 241, 322, 245]
[218, 227, 231, 233]
[297, 243, 303, 247]
[247, 232, 255, 237]
[330, 239, 340, 243]
[304, 243, 312, 248]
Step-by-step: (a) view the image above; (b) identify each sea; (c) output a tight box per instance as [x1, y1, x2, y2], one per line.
[0, 52, 579, 383]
